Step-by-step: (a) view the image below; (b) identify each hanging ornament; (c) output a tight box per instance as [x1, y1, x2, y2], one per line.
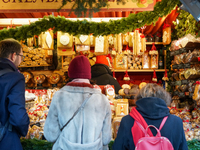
[123, 70, 130, 81]
[152, 70, 157, 82]
[45, 31, 53, 48]
[149, 43, 158, 55]
[111, 47, 116, 56]
[149, 43, 158, 69]
[162, 22, 171, 45]
[60, 35, 70, 45]
[79, 35, 88, 44]
[162, 69, 169, 81]
[124, 45, 130, 55]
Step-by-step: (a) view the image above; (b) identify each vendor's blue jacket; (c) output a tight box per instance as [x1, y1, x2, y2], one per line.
[0, 58, 29, 150]
[113, 97, 188, 150]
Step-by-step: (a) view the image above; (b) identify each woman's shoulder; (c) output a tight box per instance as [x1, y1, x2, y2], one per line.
[167, 114, 184, 126]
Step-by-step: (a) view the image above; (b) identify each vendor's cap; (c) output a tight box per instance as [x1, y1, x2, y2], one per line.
[68, 55, 91, 79]
[95, 55, 109, 66]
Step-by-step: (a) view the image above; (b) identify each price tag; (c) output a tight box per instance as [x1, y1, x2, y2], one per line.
[178, 92, 185, 98]
[175, 81, 182, 86]
[170, 51, 175, 56]
[184, 63, 191, 68]
[182, 80, 188, 84]
[171, 81, 175, 86]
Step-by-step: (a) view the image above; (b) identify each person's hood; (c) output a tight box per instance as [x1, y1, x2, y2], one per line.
[0, 58, 18, 71]
[136, 97, 170, 119]
[91, 64, 112, 78]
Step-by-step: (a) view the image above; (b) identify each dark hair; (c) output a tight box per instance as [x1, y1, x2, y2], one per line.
[0, 38, 22, 58]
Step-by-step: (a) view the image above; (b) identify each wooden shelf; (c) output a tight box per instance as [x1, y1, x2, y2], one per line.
[113, 69, 167, 72]
[146, 42, 163, 45]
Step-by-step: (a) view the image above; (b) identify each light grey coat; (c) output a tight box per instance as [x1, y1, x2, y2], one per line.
[44, 85, 112, 150]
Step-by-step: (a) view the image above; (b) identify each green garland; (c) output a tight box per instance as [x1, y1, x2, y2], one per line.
[0, 0, 180, 41]
[20, 138, 53, 150]
[173, 9, 200, 39]
[20, 139, 200, 150]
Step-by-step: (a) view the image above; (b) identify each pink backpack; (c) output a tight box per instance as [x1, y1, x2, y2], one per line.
[135, 116, 174, 150]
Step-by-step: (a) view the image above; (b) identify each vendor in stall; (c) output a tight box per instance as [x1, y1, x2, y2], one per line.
[91, 55, 121, 94]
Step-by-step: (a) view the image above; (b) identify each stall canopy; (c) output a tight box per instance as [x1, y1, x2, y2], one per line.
[0, 0, 179, 35]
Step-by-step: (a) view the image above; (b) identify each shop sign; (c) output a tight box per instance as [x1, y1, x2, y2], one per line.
[0, 0, 156, 12]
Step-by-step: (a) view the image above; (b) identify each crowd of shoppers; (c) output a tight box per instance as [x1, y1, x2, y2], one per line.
[0, 38, 188, 150]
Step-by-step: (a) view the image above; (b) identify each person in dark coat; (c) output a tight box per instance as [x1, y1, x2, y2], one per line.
[0, 39, 30, 150]
[91, 55, 121, 94]
[113, 83, 188, 150]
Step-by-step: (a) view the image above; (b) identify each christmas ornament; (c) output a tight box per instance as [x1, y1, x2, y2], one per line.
[162, 22, 171, 45]
[79, 35, 88, 43]
[45, 31, 52, 48]
[123, 70, 130, 81]
[60, 35, 69, 45]
[162, 69, 169, 81]
[152, 70, 157, 82]
[149, 43, 158, 69]
[149, 43, 158, 55]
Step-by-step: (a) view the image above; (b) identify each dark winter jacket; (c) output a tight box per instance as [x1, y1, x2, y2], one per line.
[91, 64, 121, 94]
[112, 97, 188, 150]
[0, 58, 30, 150]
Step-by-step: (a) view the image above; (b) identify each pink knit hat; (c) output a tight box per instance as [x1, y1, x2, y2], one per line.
[68, 55, 91, 79]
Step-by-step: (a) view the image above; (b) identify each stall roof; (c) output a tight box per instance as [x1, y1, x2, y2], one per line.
[0, 0, 179, 35]
[0, 11, 134, 18]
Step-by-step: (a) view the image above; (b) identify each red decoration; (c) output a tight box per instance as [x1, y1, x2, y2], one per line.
[123, 70, 130, 81]
[162, 69, 169, 81]
[195, 81, 200, 85]
[152, 70, 157, 82]
[140, 34, 145, 38]
[163, 23, 170, 30]
[125, 45, 129, 51]
[151, 43, 157, 51]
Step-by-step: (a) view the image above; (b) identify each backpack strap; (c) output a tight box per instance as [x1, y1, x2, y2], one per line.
[136, 116, 168, 137]
[158, 116, 168, 131]
[135, 120, 146, 134]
